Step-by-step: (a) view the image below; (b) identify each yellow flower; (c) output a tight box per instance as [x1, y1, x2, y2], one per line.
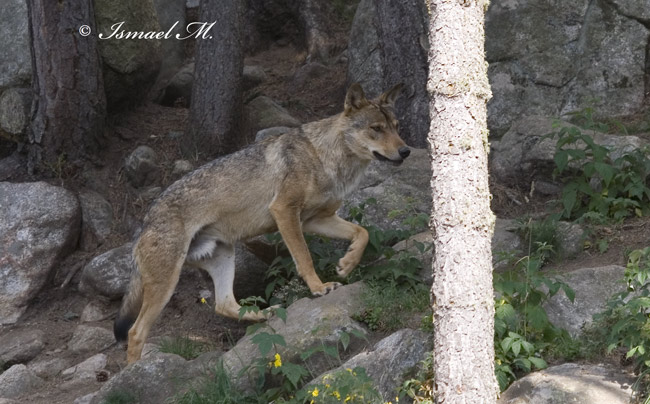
[273, 353, 282, 368]
[344, 396, 351, 403]
[200, 297, 207, 304]
[332, 390, 341, 400]
[312, 387, 319, 397]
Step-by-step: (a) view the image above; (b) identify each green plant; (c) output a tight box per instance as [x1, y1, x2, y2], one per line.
[549, 113, 650, 222]
[493, 242, 576, 391]
[595, 247, 650, 367]
[399, 353, 433, 404]
[159, 336, 211, 360]
[102, 390, 137, 404]
[354, 281, 430, 332]
[175, 361, 262, 404]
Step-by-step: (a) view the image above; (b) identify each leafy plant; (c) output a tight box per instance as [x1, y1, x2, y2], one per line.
[548, 113, 650, 222]
[399, 353, 433, 404]
[175, 361, 261, 404]
[494, 242, 576, 391]
[595, 248, 650, 368]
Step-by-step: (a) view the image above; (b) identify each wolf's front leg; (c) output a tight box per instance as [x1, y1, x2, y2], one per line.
[303, 214, 369, 277]
[270, 202, 341, 296]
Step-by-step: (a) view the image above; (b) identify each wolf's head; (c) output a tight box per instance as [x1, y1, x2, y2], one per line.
[342, 83, 410, 165]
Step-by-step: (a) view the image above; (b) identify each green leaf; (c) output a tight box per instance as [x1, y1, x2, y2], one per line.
[274, 307, 287, 323]
[339, 331, 351, 351]
[529, 356, 548, 369]
[251, 332, 286, 356]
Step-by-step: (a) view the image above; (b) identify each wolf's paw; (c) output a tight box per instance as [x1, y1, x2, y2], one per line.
[335, 263, 355, 277]
[312, 282, 342, 297]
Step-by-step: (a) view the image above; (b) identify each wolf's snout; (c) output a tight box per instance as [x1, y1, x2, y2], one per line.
[398, 147, 411, 159]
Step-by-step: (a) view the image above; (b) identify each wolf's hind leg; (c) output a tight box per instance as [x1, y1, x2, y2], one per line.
[303, 214, 369, 277]
[194, 243, 267, 321]
[127, 235, 185, 363]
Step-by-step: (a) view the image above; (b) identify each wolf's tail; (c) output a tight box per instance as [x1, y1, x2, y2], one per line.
[113, 260, 143, 343]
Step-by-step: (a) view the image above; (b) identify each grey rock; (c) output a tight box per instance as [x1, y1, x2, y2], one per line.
[347, 0, 429, 147]
[392, 231, 433, 284]
[95, 0, 162, 109]
[497, 363, 634, 404]
[139, 186, 163, 202]
[544, 265, 626, 337]
[246, 96, 301, 132]
[61, 353, 107, 381]
[243, 65, 268, 91]
[0, 329, 45, 366]
[492, 218, 522, 263]
[222, 283, 369, 391]
[233, 244, 271, 300]
[68, 325, 115, 353]
[90, 353, 196, 404]
[486, 0, 649, 136]
[80, 301, 111, 323]
[0, 87, 31, 137]
[344, 148, 430, 232]
[255, 126, 292, 142]
[0, 0, 31, 89]
[79, 243, 133, 300]
[313, 329, 431, 401]
[29, 357, 70, 379]
[73, 393, 97, 404]
[490, 116, 647, 188]
[152, 0, 187, 97]
[0, 364, 44, 399]
[171, 159, 193, 179]
[291, 62, 331, 90]
[0, 182, 81, 324]
[160, 62, 194, 106]
[124, 145, 161, 188]
[556, 221, 585, 258]
[78, 190, 114, 251]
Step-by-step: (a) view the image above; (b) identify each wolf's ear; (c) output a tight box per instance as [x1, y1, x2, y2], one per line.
[378, 83, 404, 107]
[344, 83, 369, 114]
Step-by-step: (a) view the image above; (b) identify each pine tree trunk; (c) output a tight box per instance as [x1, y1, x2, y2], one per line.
[186, 0, 244, 158]
[427, 1, 497, 403]
[27, 0, 106, 174]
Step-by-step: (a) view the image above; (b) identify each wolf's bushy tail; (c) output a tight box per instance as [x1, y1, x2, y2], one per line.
[113, 266, 143, 343]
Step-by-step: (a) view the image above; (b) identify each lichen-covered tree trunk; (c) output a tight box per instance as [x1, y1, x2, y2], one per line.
[186, 0, 244, 158]
[27, 0, 106, 174]
[427, 0, 497, 403]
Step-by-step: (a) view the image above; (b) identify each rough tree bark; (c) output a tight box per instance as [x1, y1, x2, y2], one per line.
[427, 0, 497, 403]
[186, 0, 244, 158]
[27, 0, 106, 174]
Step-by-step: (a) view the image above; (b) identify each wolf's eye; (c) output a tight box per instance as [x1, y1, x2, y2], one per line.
[371, 125, 382, 132]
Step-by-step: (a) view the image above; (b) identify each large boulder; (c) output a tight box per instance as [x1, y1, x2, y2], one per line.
[498, 363, 634, 404]
[312, 328, 431, 401]
[0, 182, 80, 324]
[486, 0, 650, 136]
[0, 0, 31, 90]
[0, 364, 44, 400]
[0, 328, 45, 366]
[490, 116, 648, 189]
[78, 190, 113, 251]
[344, 148, 430, 232]
[0, 87, 31, 140]
[79, 243, 134, 300]
[246, 96, 301, 132]
[94, 0, 162, 110]
[544, 265, 626, 337]
[222, 283, 369, 391]
[347, 0, 429, 148]
[90, 353, 199, 404]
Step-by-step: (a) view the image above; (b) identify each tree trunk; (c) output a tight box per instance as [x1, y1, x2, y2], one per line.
[27, 0, 106, 174]
[427, 1, 497, 403]
[186, 0, 244, 158]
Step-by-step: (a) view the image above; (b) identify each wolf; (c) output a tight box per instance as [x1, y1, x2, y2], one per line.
[114, 83, 411, 363]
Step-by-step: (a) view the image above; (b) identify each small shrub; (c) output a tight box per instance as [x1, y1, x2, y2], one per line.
[159, 336, 210, 360]
[102, 390, 137, 404]
[548, 112, 650, 222]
